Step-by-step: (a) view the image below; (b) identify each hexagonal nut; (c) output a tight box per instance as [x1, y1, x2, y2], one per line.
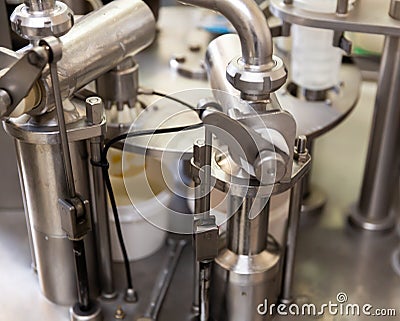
[85, 96, 104, 125]
[226, 56, 287, 97]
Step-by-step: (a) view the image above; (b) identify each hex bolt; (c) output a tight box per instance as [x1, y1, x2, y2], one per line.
[85, 96, 104, 125]
[295, 135, 308, 163]
[114, 306, 126, 320]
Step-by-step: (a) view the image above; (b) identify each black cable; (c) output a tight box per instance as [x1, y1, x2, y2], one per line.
[93, 122, 203, 294]
[139, 89, 197, 111]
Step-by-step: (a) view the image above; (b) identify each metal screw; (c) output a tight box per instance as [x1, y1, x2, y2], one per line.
[85, 96, 104, 125]
[114, 306, 126, 320]
[295, 135, 308, 163]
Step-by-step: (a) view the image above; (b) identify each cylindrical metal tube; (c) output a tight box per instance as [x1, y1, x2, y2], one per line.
[31, 0, 155, 112]
[24, 0, 55, 12]
[211, 196, 280, 321]
[349, 36, 400, 231]
[228, 195, 269, 255]
[89, 137, 116, 298]
[211, 195, 281, 321]
[13, 138, 99, 305]
[73, 239, 91, 310]
[179, 0, 274, 67]
[281, 181, 303, 302]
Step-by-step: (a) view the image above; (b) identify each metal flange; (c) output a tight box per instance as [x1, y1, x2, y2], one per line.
[226, 55, 287, 99]
[10, 1, 73, 41]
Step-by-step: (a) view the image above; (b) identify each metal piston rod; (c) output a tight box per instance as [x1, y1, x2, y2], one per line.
[349, 33, 400, 231]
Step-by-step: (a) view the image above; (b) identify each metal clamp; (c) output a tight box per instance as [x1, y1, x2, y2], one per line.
[59, 198, 92, 241]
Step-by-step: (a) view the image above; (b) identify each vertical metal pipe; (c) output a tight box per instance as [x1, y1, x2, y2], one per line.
[193, 135, 214, 321]
[281, 181, 303, 302]
[349, 35, 400, 231]
[199, 261, 212, 321]
[89, 137, 116, 299]
[192, 260, 200, 315]
[73, 240, 91, 310]
[227, 196, 269, 256]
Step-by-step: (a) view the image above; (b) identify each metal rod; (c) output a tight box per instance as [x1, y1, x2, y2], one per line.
[349, 35, 400, 231]
[89, 137, 116, 299]
[192, 260, 200, 315]
[281, 181, 304, 302]
[49, 48, 90, 311]
[199, 261, 212, 321]
[24, 0, 55, 12]
[336, 0, 349, 15]
[73, 240, 90, 310]
[49, 61, 76, 198]
[142, 239, 187, 320]
[179, 0, 274, 67]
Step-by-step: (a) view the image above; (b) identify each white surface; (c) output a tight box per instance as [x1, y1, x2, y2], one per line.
[109, 191, 170, 262]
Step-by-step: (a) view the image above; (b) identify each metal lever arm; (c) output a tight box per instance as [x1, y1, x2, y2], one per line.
[0, 46, 48, 118]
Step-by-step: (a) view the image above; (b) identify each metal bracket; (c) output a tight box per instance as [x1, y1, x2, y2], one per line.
[59, 197, 92, 241]
[333, 31, 352, 55]
[194, 216, 219, 262]
[0, 46, 49, 118]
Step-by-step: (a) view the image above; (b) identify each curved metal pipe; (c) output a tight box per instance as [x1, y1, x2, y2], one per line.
[179, 0, 274, 67]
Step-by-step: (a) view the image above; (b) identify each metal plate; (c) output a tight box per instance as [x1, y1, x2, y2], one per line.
[270, 0, 400, 36]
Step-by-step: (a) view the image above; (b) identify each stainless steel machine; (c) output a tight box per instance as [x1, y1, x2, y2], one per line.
[0, 0, 399, 321]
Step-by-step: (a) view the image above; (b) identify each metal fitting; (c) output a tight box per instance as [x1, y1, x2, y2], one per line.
[86, 97, 104, 125]
[96, 57, 139, 110]
[0, 89, 11, 117]
[114, 306, 126, 320]
[124, 288, 138, 303]
[390, 0, 400, 20]
[254, 150, 286, 185]
[10, 1, 73, 41]
[226, 55, 287, 100]
[294, 135, 308, 163]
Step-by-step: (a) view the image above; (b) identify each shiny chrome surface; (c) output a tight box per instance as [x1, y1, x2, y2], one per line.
[13, 134, 98, 305]
[179, 0, 274, 67]
[34, 0, 156, 112]
[227, 196, 270, 256]
[205, 34, 362, 139]
[211, 248, 281, 321]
